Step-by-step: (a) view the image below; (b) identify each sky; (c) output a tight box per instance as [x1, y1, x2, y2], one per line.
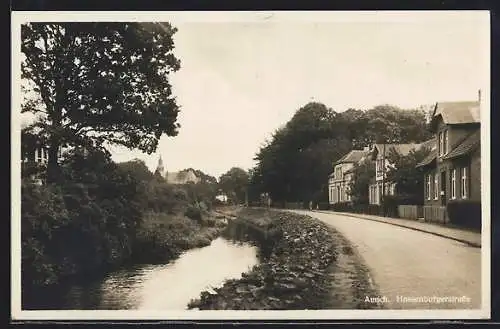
[17, 11, 490, 179]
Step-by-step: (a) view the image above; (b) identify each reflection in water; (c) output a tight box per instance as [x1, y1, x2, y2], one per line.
[222, 219, 277, 261]
[23, 226, 261, 310]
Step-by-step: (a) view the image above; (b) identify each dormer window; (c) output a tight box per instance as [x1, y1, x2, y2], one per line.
[335, 167, 342, 179]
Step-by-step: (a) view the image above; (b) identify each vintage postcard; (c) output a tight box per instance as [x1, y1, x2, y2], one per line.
[11, 10, 491, 321]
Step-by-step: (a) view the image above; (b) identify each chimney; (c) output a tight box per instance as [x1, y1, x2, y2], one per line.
[478, 89, 481, 103]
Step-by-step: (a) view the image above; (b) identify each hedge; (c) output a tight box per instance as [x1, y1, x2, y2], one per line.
[330, 202, 383, 216]
[447, 200, 481, 230]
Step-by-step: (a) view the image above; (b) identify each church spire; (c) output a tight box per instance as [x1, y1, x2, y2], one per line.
[155, 154, 165, 176]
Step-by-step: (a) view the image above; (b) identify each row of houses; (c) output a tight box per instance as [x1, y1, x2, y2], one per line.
[328, 94, 481, 223]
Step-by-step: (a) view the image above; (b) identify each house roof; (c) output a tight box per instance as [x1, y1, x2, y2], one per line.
[432, 101, 480, 125]
[335, 149, 370, 165]
[165, 169, 200, 184]
[442, 129, 480, 160]
[418, 138, 437, 151]
[415, 153, 436, 168]
[371, 143, 421, 159]
[416, 130, 480, 167]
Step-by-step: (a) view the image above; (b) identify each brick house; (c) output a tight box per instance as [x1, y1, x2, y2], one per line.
[368, 140, 434, 205]
[415, 96, 481, 224]
[328, 148, 370, 205]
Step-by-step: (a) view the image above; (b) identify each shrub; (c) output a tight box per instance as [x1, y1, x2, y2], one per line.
[381, 195, 399, 218]
[317, 202, 330, 210]
[447, 200, 481, 230]
[185, 205, 203, 222]
[203, 217, 217, 227]
[331, 202, 353, 212]
[367, 204, 383, 215]
[350, 203, 382, 216]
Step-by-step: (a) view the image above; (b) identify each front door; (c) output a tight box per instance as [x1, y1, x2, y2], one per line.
[440, 171, 447, 206]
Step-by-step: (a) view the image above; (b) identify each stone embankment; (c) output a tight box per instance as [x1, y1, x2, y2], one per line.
[188, 207, 381, 310]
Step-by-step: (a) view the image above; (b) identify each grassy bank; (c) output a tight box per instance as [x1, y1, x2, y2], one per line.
[132, 208, 228, 263]
[187, 207, 381, 310]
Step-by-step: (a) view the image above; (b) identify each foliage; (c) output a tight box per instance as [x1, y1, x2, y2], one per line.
[184, 204, 203, 222]
[219, 167, 250, 204]
[22, 148, 224, 290]
[385, 146, 432, 202]
[349, 160, 376, 204]
[21, 22, 181, 181]
[330, 202, 354, 212]
[249, 102, 432, 204]
[132, 211, 222, 263]
[331, 202, 382, 216]
[145, 179, 188, 214]
[183, 181, 218, 210]
[447, 200, 481, 231]
[117, 159, 155, 183]
[21, 150, 144, 289]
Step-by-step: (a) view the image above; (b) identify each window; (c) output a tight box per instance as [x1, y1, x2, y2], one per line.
[438, 132, 443, 155]
[42, 148, 48, 163]
[426, 175, 431, 200]
[434, 173, 439, 200]
[438, 130, 449, 156]
[451, 169, 456, 199]
[444, 130, 449, 154]
[335, 167, 342, 179]
[461, 167, 468, 199]
[376, 159, 383, 175]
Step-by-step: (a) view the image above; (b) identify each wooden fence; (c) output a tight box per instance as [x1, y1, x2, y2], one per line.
[397, 205, 423, 220]
[423, 205, 447, 224]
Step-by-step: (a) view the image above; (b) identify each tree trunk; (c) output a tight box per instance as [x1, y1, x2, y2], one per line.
[46, 141, 61, 184]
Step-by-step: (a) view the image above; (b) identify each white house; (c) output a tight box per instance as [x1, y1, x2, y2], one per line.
[328, 148, 370, 205]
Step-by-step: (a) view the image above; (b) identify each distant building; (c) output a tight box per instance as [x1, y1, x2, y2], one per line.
[328, 147, 371, 205]
[416, 94, 481, 224]
[154, 155, 201, 184]
[215, 193, 228, 203]
[21, 134, 64, 185]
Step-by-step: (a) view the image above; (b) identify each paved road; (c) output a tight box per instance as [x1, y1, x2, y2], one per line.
[292, 210, 482, 310]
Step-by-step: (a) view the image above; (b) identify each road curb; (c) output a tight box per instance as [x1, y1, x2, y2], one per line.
[310, 210, 481, 249]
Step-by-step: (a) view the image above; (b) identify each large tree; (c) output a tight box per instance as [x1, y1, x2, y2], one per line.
[21, 22, 181, 182]
[219, 167, 250, 204]
[249, 102, 433, 205]
[349, 160, 376, 204]
[117, 159, 155, 183]
[385, 146, 432, 202]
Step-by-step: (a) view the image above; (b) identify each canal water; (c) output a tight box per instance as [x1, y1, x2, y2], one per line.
[23, 220, 272, 310]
